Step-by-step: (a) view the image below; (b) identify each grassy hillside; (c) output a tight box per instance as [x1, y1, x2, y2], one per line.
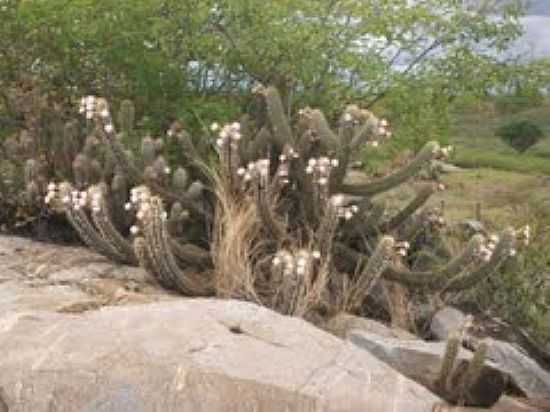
[449, 100, 550, 175]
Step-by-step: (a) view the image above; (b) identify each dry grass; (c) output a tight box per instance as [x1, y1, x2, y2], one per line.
[210, 173, 267, 304]
[208, 169, 341, 322]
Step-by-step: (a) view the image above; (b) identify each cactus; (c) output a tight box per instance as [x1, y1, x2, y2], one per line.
[34, 85, 524, 328]
[437, 332, 461, 392]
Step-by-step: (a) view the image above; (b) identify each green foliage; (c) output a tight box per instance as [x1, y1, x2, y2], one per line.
[495, 120, 544, 153]
[0, 0, 535, 138]
[476, 203, 550, 344]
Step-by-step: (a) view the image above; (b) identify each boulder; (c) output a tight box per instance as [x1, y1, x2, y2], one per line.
[325, 312, 418, 340]
[0, 236, 441, 411]
[491, 396, 550, 412]
[348, 331, 506, 406]
[0, 236, 175, 315]
[0, 300, 443, 412]
[431, 307, 467, 340]
[477, 338, 550, 399]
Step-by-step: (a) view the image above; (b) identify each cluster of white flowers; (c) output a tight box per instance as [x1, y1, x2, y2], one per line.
[426, 209, 446, 227]
[79, 96, 97, 120]
[329, 194, 359, 221]
[237, 159, 270, 184]
[78, 95, 113, 134]
[213, 122, 241, 148]
[376, 118, 391, 139]
[394, 241, 411, 257]
[306, 156, 339, 186]
[126, 186, 167, 236]
[44, 182, 97, 212]
[272, 249, 321, 276]
[517, 225, 530, 246]
[475, 235, 498, 262]
[44, 182, 59, 205]
[87, 188, 104, 213]
[433, 145, 454, 160]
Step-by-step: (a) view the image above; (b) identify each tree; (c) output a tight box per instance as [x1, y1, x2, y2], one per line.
[496, 120, 544, 153]
[0, 0, 533, 142]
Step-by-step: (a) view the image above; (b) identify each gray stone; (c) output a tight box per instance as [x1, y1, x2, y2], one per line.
[479, 338, 550, 399]
[0, 236, 441, 411]
[431, 307, 467, 340]
[326, 312, 418, 340]
[0, 300, 441, 412]
[349, 331, 506, 406]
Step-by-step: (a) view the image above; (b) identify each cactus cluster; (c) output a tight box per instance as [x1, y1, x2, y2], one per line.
[28, 84, 527, 325]
[436, 316, 490, 406]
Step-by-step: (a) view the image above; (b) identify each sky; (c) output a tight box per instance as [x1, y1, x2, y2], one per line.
[516, 0, 550, 59]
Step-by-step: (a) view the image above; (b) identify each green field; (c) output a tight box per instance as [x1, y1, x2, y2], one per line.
[449, 100, 550, 175]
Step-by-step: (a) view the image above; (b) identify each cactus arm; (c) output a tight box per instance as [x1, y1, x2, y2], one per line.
[436, 332, 461, 392]
[442, 228, 516, 292]
[382, 234, 485, 290]
[305, 108, 340, 151]
[380, 185, 435, 232]
[134, 236, 170, 288]
[330, 123, 354, 188]
[117, 100, 135, 136]
[339, 141, 439, 196]
[256, 192, 287, 241]
[65, 205, 127, 263]
[260, 86, 294, 148]
[89, 189, 137, 265]
[102, 129, 142, 184]
[456, 342, 488, 403]
[346, 236, 396, 311]
[169, 238, 212, 269]
[143, 197, 212, 295]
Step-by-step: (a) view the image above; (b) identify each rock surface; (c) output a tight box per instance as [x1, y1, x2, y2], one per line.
[431, 307, 468, 340]
[478, 338, 550, 399]
[0, 236, 441, 412]
[325, 312, 418, 340]
[348, 331, 506, 406]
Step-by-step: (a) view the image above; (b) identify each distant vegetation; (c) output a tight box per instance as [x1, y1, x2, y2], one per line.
[496, 120, 544, 153]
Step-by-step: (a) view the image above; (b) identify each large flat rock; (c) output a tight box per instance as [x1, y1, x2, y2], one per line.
[0, 236, 441, 411]
[0, 300, 440, 412]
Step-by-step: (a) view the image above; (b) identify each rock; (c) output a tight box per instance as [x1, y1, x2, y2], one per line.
[431, 307, 467, 340]
[477, 338, 550, 399]
[0, 236, 441, 411]
[0, 236, 174, 315]
[326, 312, 418, 340]
[491, 396, 550, 412]
[459, 220, 485, 235]
[349, 331, 506, 407]
[0, 300, 442, 412]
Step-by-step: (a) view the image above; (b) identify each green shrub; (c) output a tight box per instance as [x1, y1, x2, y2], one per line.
[495, 120, 544, 154]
